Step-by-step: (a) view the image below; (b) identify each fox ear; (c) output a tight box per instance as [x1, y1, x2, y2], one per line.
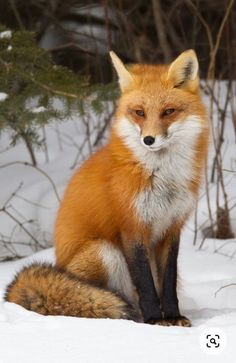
[167, 50, 199, 91]
[109, 51, 133, 91]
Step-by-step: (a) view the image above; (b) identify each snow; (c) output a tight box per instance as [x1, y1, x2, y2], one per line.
[0, 30, 12, 39]
[31, 106, 47, 113]
[0, 244, 236, 362]
[0, 83, 235, 362]
[0, 92, 8, 102]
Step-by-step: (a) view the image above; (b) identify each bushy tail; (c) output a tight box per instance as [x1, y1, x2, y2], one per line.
[5, 263, 138, 320]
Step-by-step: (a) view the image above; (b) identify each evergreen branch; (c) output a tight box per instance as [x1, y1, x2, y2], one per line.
[30, 77, 83, 100]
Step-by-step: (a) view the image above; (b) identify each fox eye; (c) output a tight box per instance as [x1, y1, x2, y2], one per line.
[162, 108, 175, 116]
[135, 109, 145, 117]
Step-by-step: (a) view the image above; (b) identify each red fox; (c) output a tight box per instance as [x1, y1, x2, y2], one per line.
[5, 50, 208, 326]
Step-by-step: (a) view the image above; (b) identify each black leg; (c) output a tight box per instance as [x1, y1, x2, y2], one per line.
[126, 244, 162, 323]
[161, 241, 180, 319]
[160, 236, 191, 327]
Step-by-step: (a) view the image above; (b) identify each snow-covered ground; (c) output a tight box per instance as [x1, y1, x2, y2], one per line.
[0, 86, 236, 362]
[0, 240, 236, 363]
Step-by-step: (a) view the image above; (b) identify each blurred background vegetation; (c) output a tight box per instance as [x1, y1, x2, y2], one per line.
[0, 0, 235, 82]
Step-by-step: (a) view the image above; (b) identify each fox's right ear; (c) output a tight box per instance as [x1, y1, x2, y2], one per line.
[109, 51, 133, 91]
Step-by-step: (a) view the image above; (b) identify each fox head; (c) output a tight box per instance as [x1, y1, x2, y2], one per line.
[110, 50, 208, 160]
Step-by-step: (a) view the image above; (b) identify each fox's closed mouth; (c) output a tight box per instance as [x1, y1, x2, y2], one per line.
[145, 144, 167, 151]
[148, 147, 163, 151]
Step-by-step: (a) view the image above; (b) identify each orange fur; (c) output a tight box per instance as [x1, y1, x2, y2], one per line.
[6, 50, 209, 325]
[56, 51, 208, 267]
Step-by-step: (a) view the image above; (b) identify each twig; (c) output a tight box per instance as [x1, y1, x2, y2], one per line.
[207, 0, 234, 79]
[151, 0, 172, 62]
[214, 283, 236, 297]
[9, 0, 25, 30]
[186, 0, 214, 52]
[223, 169, 236, 173]
[45, 42, 94, 56]
[14, 193, 49, 209]
[0, 161, 61, 202]
[0, 209, 43, 248]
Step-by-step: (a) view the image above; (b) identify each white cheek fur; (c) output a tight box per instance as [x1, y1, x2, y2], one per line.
[116, 115, 205, 239]
[116, 115, 204, 170]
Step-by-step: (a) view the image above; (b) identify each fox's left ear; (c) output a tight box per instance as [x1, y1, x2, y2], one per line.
[109, 51, 134, 91]
[167, 50, 199, 92]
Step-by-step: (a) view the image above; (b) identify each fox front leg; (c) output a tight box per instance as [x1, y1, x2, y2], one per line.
[123, 242, 162, 324]
[156, 233, 191, 327]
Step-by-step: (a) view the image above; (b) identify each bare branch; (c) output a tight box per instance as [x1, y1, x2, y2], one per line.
[151, 0, 172, 62]
[0, 161, 61, 202]
[215, 283, 236, 297]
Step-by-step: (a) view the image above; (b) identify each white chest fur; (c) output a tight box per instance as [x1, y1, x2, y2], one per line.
[133, 150, 196, 240]
[117, 115, 204, 240]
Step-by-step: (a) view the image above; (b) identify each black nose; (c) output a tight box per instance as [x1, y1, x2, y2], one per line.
[143, 136, 155, 146]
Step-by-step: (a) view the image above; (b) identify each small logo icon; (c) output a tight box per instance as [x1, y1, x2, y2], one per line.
[206, 334, 220, 348]
[200, 328, 227, 355]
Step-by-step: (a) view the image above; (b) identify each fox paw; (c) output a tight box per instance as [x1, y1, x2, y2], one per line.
[154, 316, 191, 327]
[120, 304, 141, 322]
